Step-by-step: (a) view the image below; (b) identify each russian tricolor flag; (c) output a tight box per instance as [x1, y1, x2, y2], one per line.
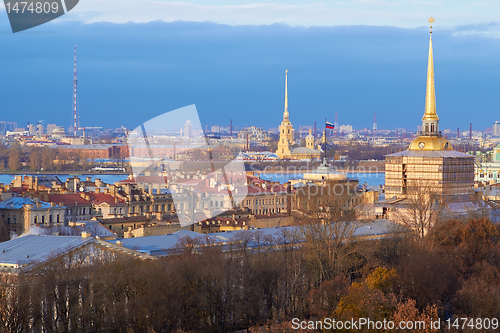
[326, 121, 334, 129]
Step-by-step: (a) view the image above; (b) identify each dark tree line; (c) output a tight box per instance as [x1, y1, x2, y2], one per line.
[0, 144, 92, 172]
[1, 216, 498, 332]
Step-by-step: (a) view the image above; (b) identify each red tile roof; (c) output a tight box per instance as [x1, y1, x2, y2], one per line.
[48, 194, 90, 206]
[90, 193, 125, 206]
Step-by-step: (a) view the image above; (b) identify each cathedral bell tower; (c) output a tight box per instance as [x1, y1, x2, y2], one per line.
[277, 70, 294, 158]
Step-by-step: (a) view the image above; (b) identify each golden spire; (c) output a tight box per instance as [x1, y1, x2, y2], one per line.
[422, 17, 439, 122]
[283, 69, 289, 121]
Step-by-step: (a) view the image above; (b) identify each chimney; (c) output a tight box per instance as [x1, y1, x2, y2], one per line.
[109, 185, 116, 196]
[81, 231, 91, 238]
[116, 240, 122, 246]
[95, 188, 100, 194]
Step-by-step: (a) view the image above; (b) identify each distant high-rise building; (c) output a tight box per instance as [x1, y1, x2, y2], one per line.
[37, 124, 44, 136]
[338, 125, 353, 134]
[28, 124, 36, 136]
[46, 124, 56, 136]
[0, 121, 17, 135]
[493, 121, 500, 137]
[183, 119, 193, 138]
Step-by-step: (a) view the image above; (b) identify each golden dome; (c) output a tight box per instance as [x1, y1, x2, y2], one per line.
[408, 135, 453, 151]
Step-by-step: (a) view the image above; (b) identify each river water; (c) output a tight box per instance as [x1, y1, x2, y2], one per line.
[0, 172, 385, 188]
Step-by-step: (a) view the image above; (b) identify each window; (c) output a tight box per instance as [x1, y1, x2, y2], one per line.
[49, 215, 52, 223]
[57, 214, 60, 222]
[41, 215, 45, 223]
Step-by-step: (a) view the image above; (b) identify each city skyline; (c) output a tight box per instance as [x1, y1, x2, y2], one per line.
[1, 5, 500, 133]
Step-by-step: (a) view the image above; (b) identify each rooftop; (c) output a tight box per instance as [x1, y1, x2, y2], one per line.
[0, 197, 52, 210]
[0, 235, 93, 270]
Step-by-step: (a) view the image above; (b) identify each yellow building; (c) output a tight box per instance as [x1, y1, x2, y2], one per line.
[384, 19, 474, 203]
[276, 70, 321, 160]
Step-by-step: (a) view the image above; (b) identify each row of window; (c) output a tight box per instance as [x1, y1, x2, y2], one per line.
[245, 197, 286, 206]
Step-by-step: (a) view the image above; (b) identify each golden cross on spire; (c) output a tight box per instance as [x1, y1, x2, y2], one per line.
[429, 16, 434, 32]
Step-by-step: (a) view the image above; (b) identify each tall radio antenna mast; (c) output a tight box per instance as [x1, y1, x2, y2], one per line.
[73, 44, 78, 136]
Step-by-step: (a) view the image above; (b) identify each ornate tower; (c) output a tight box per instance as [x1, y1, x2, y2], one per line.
[421, 17, 439, 136]
[384, 18, 474, 202]
[408, 17, 452, 152]
[306, 129, 315, 149]
[277, 70, 294, 158]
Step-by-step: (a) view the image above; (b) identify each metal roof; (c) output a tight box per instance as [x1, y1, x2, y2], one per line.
[0, 197, 52, 210]
[108, 219, 397, 255]
[0, 235, 92, 270]
[108, 230, 211, 254]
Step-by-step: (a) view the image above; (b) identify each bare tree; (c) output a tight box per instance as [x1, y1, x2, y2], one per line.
[389, 184, 444, 239]
[294, 181, 365, 281]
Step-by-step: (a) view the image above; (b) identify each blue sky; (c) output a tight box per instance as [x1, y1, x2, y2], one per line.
[1, 1, 500, 132]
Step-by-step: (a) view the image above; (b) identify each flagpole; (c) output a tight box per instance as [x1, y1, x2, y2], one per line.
[324, 118, 327, 163]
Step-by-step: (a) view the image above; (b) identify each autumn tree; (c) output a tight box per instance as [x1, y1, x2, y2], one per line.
[334, 267, 399, 331]
[389, 184, 444, 239]
[7, 143, 22, 171]
[295, 181, 365, 281]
